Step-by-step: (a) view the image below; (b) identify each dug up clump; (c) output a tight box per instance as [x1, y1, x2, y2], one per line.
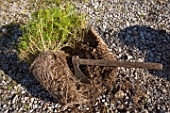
[29, 28, 118, 109]
[18, 1, 118, 110]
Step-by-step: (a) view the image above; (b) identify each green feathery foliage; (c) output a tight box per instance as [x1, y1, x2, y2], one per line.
[18, 3, 86, 63]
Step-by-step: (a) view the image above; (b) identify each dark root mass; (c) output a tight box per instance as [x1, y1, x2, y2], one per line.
[30, 28, 118, 110]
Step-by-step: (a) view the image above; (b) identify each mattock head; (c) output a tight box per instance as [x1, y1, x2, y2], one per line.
[72, 56, 90, 84]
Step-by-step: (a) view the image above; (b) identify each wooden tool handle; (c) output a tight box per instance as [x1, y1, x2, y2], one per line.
[77, 58, 163, 70]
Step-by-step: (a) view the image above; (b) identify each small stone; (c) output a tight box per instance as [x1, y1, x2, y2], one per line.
[4, 110, 9, 113]
[117, 104, 124, 110]
[21, 91, 25, 94]
[86, 107, 90, 110]
[104, 102, 108, 106]
[12, 95, 18, 104]
[3, 104, 7, 108]
[24, 97, 29, 101]
[161, 88, 167, 93]
[102, 99, 105, 103]
[31, 98, 34, 103]
[34, 104, 38, 109]
[29, 109, 34, 112]
[115, 90, 125, 99]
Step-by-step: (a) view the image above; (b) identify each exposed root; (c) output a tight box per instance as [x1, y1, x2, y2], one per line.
[29, 28, 118, 110]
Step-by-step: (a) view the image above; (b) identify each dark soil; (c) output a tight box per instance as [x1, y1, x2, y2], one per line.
[30, 28, 118, 112]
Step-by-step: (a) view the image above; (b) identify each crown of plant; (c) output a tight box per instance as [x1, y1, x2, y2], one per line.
[18, 3, 86, 63]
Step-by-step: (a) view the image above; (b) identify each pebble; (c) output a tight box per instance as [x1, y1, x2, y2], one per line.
[115, 90, 125, 99]
[12, 95, 18, 104]
[101, 99, 105, 103]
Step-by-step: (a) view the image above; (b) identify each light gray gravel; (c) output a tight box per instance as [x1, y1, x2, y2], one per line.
[0, 0, 170, 112]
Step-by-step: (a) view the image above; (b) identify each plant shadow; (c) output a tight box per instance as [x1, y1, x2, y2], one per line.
[117, 25, 170, 80]
[0, 23, 57, 103]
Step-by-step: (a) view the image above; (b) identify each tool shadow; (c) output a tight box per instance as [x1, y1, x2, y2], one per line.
[116, 25, 170, 80]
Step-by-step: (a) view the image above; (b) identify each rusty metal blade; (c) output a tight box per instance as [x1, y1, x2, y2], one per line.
[72, 56, 90, 84]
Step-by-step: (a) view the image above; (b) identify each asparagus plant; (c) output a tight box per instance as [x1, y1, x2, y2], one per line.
[18, 3, 86, 63]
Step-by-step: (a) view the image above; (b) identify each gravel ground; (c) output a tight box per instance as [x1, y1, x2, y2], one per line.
[0, 0, 170, 112]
